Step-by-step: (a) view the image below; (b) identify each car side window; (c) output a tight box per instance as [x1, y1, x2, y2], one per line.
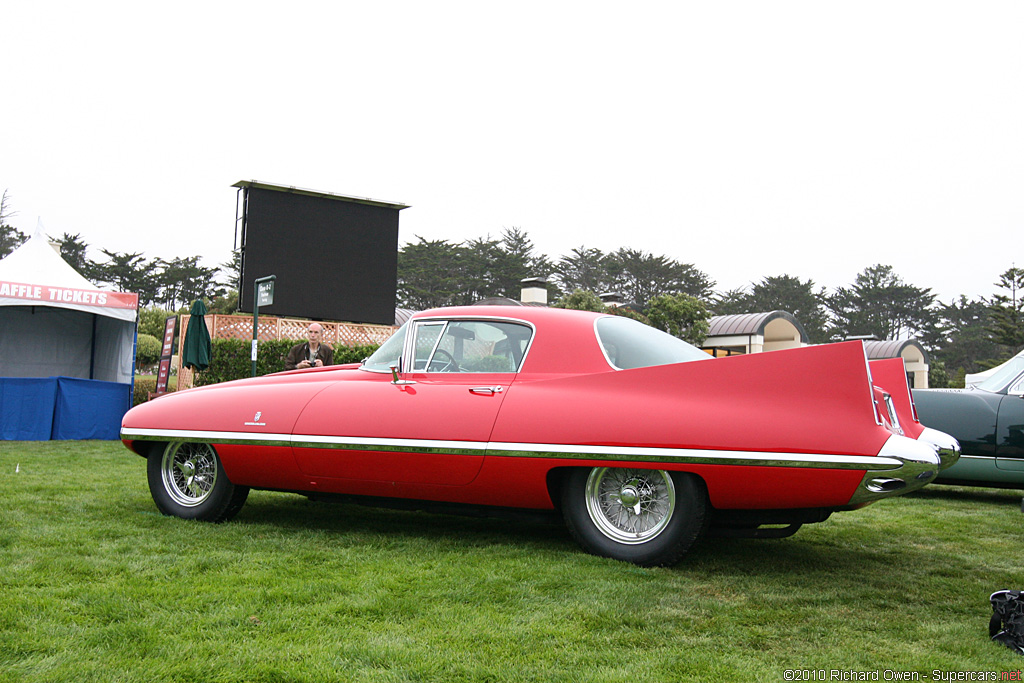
[411, 322, 445, 371]
[423, 320, 532, 373]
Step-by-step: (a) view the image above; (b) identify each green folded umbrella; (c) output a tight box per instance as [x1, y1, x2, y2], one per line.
[181, 299, 212, 371]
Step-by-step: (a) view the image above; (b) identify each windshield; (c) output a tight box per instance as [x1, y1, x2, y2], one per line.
[975, 355, 1024, 393]
[360, 322, 408, 373]
[595, 316, 710, 370]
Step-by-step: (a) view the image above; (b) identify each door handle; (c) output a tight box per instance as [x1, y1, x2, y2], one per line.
[469, 386, 504, 395]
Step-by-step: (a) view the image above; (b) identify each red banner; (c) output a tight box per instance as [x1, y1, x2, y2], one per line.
[0, 279, 139, 309]
[156, 358, 172, 394]
[161, 316, 177, 357]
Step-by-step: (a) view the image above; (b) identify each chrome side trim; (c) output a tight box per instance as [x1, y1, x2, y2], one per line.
[122, 427, 907, 472]
[484, 441, 900, 470]
[123, 428, 293, 448]
[917, 427, 961, 470]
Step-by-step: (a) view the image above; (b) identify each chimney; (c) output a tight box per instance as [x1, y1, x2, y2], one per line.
[520, 277, 548, 305]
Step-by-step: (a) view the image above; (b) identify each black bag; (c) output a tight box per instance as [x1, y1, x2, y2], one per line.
[990, 590, 1024, 655]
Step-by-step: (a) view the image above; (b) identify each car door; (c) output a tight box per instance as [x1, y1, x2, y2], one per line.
[996, 372, 1024, 472]
[291, 318, 532, 486]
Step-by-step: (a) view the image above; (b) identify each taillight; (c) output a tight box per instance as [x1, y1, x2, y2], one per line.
[871, 385, 885, 426]
[883, 392, 903, 435]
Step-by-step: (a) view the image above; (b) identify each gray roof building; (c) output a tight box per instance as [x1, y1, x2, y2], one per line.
[703, 311, 809, 356]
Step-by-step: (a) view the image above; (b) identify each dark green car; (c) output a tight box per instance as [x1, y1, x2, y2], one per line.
[913, 355, 1024, 489]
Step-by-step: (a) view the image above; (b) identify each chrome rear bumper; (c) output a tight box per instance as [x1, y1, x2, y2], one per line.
[847, 434, 942, 506]
[917, 427, 961, 470]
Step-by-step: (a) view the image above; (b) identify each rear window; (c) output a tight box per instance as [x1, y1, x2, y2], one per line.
[595, 316, 710, 370]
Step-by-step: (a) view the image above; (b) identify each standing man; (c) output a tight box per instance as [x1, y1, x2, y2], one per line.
[285, 323, 334, 370]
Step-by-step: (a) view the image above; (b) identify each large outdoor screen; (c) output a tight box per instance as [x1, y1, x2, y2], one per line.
[236, 182, 406, 325]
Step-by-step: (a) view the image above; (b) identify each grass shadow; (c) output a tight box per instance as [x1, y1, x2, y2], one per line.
[234, 491, 574, 552]
[230, 490, 908, 575]
[907, 485, 1023, 506]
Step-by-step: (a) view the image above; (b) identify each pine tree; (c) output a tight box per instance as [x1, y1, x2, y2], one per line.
[987, 267, 1024, 354]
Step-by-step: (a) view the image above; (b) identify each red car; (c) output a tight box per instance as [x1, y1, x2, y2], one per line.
[121, 306, 958, 566]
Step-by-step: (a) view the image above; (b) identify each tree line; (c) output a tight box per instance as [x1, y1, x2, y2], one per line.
[396, 227, 1024, 385]
[3, 190, 1021, 384]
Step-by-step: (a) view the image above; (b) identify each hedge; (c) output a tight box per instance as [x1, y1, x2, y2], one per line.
[133, 376, 157, 407]
[193, 339, 379, 387]
[135, 334, 162, 368]
[133, 375, 182, 406]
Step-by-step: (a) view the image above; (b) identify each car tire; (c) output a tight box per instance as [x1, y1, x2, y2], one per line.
[561, 467, 707, 566]
[147, 442, 249, 522]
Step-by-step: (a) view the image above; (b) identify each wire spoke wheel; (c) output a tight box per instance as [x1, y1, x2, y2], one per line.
[585, 467, 675, 544]
[562, 467, 706, 566]
[162, 442, 219, 507]
[147, 442, 249, 522]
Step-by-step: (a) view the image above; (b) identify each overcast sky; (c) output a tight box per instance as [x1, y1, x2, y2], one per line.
[3, 1, 1021, 303]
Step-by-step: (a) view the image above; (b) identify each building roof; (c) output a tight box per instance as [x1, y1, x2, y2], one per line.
[472, 297, 548, 307]
[395, 308, 417, 326]
[473, 297, 525, 306]
[862, 339, 929, 364]
[707, 311, 809, 343]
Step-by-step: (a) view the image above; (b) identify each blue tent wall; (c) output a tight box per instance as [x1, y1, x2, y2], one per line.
[52, 377, 132, 440]
[0, 378, 58, 440]
[0, 376, 130, 440]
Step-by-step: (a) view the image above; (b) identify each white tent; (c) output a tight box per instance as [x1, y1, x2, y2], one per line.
[0, 223, 139, 439]
[965, 348, 1024, 388]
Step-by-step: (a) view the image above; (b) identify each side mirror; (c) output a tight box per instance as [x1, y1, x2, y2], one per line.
[389, 359, 415, 386]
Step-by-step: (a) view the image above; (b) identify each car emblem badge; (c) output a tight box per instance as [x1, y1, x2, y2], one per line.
[244, 411, 267, 427]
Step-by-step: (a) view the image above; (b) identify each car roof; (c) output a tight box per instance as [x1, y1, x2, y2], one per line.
[414, 305, 603, 323]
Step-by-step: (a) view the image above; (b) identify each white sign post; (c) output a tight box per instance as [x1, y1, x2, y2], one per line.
[251, 275, 276, 377]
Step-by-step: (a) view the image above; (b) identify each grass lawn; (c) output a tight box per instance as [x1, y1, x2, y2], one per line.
[1, 441, 1022, 682]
